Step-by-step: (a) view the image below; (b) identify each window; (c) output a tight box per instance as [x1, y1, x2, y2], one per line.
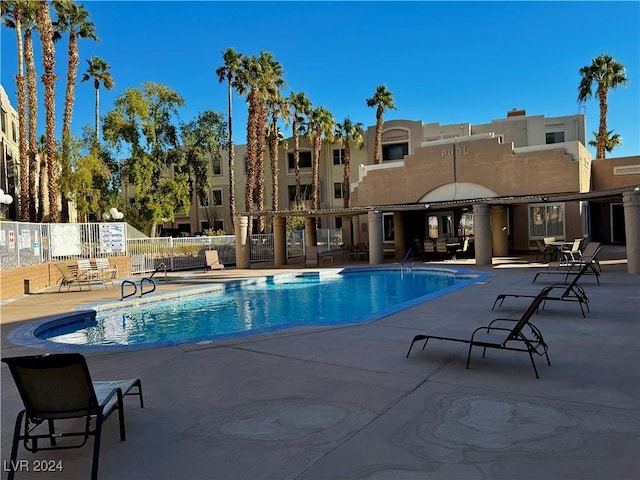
[529, 203, 564, 238]
[0, 108, 6, 133]
[288, 184, 312, 201]
[212, 220, 224, 231]
[545, 132, 565, 144]
[199, 195, 209, 208]
[212, 189, 223, 206]
[200, 221, 209, 232]
[334, 182, 344, 199]
[382, 142, 408, 161]
[11, 121, 17, 142]
[333, 148, 345, 165]
[287, 151, 312, 170]
[212, 155, 222, 175]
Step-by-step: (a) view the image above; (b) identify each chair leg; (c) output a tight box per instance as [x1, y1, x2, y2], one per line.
[48, 418, 57, 446]
[91, 415, 103, 480]
[466, 343, 474, 369]
[7, 411, 26, 480]
[116, 389, 126, 441]
[528, 351, 540, 379]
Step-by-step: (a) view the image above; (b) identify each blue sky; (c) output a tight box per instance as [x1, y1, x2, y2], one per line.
[2, 1, 639, 158]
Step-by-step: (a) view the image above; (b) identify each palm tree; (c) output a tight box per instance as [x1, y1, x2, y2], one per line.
[23, 4, 40, 221]
[52, 0, 98, 222]
[306, 106, 335, 212]
[81, 55, 114, 141]
[36, 0, 59, 222]
[289, 91, 311, 206]
[334, 118, 364, 208]
[588, 130, 623, 156]
[366, 84, 396, 164]
[1, 1, 28, 220]
[266, 92, 289, 212]
[216, 47, 242, 227]
[578, 54, 628, 160]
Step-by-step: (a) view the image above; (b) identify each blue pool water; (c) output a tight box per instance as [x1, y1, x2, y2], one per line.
[28, 268, 487, 350]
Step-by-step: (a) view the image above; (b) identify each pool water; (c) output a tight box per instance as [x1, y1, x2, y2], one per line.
[36, 268, 484, 348]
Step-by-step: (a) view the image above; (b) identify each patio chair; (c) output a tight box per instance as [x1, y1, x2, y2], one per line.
[561, 239, 583, 261]
[204, 250, 225, 272]
[435, 238, 448, 259]
[406, 287, 552, 378]
[532, 243, 602, 285]
[55, 263, 105, 292]
[493, 260, 591, 317]
[77, 258, 100, 280]
[534, 239, 554, 263]
[2, 353, 144, 480]
[93, 257, 118, 280]
[452, 237, 472, 260]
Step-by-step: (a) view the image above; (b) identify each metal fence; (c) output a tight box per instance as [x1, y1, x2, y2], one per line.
[1, 221, 343, 273]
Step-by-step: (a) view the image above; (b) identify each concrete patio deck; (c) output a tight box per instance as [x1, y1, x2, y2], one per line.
[1, 249, 639, 480]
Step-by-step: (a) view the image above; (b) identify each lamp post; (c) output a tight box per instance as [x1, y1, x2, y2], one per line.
[103, 207, 124, 221]
[0, 188, 13, 219]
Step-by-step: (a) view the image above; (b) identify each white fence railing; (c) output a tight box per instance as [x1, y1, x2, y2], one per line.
[1, 221, 343, 273]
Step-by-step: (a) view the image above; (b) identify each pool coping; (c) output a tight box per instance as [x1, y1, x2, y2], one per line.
[7, 265, 492, 353]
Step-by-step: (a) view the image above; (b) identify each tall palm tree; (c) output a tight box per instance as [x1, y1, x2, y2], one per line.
[578, 54, 628, 160]
[23, 4, 40, 221]
[588, 130, 623, 156]
[334, 118, 364, 208]
[81, 55, 114, 141]
[52, 0, 98, 222]
[1, 1, 29, 220]
[266, 91, 289, 212]
[306, 106, 335, 212]
[216, 47, 242, 227]
[36, 0, 59, 222]
[366, 84, 396, 164]
[289, 91, 311, 206]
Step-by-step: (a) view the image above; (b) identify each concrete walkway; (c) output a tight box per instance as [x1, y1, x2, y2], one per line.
[1, 250, 639, 480]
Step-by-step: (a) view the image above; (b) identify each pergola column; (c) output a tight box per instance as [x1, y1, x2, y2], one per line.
[234, 215, 251, 269]
[473, 203, 492, 266]
[304, 217, 317, 246]
[623, 190, 640, 274]
[368, 210, 384, 265]
[491, 205, 509, 257]
[342, 217, 353, 247]
[273, 216, 287, 266]
[352, 215, 361, 245]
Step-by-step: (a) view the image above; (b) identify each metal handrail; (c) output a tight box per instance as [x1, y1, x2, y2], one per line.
[401, 248, 414, 272]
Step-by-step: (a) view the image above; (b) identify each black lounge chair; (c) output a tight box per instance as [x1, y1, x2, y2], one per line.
[2, 353, 144, 480]
[532, 242, 602, 285]
[406, 288, 552, 378]
[493, 260, 591, 317]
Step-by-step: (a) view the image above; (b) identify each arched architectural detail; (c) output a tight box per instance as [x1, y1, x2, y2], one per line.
[418, 182, 499, 203]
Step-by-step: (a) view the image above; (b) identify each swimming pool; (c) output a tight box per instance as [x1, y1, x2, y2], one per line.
[12, 267, 490, 351]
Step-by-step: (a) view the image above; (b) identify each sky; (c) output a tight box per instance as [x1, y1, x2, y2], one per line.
[1, 1, 639, 158]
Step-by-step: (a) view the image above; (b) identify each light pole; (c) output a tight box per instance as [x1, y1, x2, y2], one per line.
[0, 188, 13, 219]
[103, 207, 124, 221]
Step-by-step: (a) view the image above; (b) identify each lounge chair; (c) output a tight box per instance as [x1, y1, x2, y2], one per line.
[304, 245, 319, 267]
[532, 242, 602, 285]
[204, 250, 225, 272]
[406, 288, 552, 378]
[493, 260, 591, 317]
[55, 263, 106, 292]
[2, 353, 144, 480]
[561, 238, 583, 261]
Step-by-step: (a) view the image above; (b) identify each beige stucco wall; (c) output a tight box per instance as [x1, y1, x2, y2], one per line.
[352, 137, 580, 207]
[591, 156, 640, 190]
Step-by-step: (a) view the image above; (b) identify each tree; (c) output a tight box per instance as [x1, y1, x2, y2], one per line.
[1, 1, 29, 221]
[366, 84, 396, 164]
[36, 0, 59, 222]
[52, 0, 99, 222]
[23, 3, 40, 221]
[266, 92, 289, 212]
[306, 106, 335, 212]
[216, 47, 242, 228]
[289, 91, 311, 206]
[588, 130, 623, 156]
[178, 110, 228, 211]
[334, 118, 364, 208]
[578, 54, 628, 160]
[81, 55, 114, 141]
[102, 82, 186, 236]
